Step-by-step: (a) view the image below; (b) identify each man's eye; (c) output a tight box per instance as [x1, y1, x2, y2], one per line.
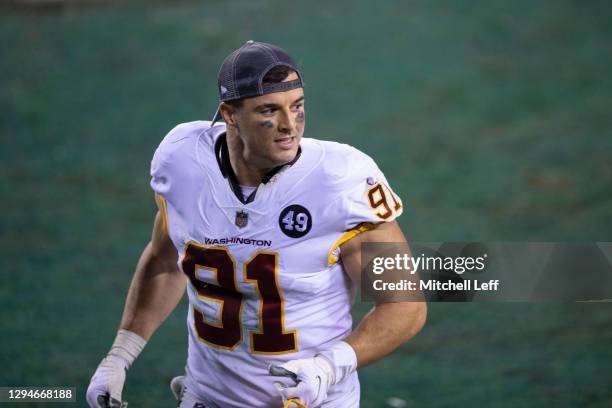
[292, 104, 303, 110]
[261, 109, 275, 115]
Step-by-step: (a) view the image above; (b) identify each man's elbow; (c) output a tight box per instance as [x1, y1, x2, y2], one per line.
[413, 301, 427, 335]
[401, 301, 427, 342]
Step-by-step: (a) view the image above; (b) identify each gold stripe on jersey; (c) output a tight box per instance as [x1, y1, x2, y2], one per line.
[327, 222, 377, 265]
[156, 194, 169, 235]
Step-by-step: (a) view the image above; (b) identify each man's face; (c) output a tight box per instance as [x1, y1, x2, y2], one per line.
[229, 72, 305, 168]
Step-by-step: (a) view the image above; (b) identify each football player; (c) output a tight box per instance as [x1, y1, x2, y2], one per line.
[86, 41, 426, 408]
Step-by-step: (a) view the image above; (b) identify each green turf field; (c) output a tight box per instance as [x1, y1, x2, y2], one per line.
[1, 1, 611, 406]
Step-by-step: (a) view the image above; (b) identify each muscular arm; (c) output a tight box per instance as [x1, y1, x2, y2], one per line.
[118, 195, 186, 340]
[340, 221, 427, 368]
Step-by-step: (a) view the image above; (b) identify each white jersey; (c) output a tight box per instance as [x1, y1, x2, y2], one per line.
[150, 121, 403, 407]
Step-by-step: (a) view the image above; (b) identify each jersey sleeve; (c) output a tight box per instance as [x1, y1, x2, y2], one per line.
[341, 147, 403, 230]
[149, 121, 212, 242]
[150, 121, 208, 202]
[325, 144, 404, 265]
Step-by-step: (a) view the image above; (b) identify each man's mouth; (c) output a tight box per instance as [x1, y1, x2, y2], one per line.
[274, 136, 296, 149]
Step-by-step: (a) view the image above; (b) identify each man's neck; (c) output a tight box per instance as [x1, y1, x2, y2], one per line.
[226, 134, 271, 187]
[229, 154, 270, 187]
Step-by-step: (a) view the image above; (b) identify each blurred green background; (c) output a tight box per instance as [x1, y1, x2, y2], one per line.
[1, 0, 611, 406]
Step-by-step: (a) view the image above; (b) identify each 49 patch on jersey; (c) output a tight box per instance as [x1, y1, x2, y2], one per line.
[279, 205, 312, 238]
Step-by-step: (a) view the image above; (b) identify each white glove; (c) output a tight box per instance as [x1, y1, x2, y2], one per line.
[270, 341, 357, 408]
[86, 330, 146, 408]
[86, 356, 127, 408]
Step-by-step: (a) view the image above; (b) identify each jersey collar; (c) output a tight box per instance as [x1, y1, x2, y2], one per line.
[214, 133, 302, 204]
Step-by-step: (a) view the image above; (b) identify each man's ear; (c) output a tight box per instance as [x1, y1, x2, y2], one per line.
[219, 103, 239, 128]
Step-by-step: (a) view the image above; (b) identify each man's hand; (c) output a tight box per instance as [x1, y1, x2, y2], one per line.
[270, 341, 357, 408]
[270, 356, 334, 408]
[86, 355, 127, 407]
[86, 330, 146, 408]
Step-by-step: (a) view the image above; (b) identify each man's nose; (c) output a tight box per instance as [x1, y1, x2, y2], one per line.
[278, 109, 296, 134]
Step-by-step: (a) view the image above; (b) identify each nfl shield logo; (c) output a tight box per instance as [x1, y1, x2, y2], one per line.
[235, 211, 249, 228]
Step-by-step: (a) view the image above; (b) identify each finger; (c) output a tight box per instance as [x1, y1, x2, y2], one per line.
[279, 360, 304, 373]
[269, 365, 299, 382]
[278, 384, 300, 398]
[108, 397, 126, 408]
[273, 381, 286, 393]
[86, 391, 104, 408]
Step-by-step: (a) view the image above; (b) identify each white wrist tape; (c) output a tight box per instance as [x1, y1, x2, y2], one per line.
[316, 341, 357, 385]
[107, 329, 147, 369]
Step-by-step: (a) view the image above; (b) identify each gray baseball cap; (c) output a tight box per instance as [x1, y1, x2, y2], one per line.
[211, 40, 304, 124]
